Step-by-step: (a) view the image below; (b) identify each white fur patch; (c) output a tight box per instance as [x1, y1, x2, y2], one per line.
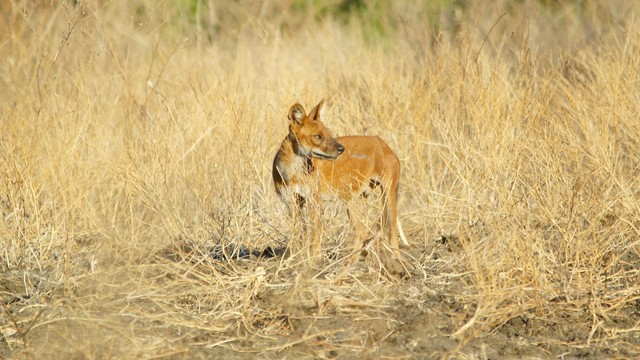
[292, 108, 304, 122]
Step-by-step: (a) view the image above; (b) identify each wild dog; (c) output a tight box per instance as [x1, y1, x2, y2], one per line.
[272, 100, 407, 260]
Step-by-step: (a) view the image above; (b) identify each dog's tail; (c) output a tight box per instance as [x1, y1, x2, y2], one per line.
[397, 218, 409, 246]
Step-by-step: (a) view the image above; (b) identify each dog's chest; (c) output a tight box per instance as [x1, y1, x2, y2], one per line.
[276, 155, 315, 200]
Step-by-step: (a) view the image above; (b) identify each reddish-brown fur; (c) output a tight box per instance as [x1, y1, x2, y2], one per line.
[273, 100, 407, 259]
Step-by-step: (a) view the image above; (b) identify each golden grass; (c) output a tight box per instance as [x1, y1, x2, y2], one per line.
[2, 0, 640, 358]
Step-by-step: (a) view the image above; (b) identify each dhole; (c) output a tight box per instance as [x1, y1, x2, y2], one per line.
[272, 100, 407, 260]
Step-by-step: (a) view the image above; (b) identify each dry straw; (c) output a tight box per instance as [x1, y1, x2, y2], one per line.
[1, 0, 639, 358]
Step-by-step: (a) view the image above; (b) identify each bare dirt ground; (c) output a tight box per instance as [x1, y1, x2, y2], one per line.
[3, 219, 639, 359]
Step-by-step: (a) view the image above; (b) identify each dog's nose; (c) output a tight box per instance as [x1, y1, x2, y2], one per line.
[336, 144, 345, 154]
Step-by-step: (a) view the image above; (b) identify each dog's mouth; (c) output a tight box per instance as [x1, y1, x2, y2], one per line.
[311, 151, 340, 160]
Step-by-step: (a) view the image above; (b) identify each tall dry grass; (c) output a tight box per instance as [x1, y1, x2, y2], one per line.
[2, 0, 640, 358]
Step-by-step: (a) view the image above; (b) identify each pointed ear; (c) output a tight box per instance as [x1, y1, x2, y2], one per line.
[307, 99, 325, 121]
[288, 103, 306, 124]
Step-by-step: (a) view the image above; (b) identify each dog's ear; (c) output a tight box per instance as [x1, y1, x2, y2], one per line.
[288, 103, 306, 124]
[307, 99, 325, 121]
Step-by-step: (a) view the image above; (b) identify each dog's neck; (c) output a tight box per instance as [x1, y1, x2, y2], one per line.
[283, 132, 314, 174]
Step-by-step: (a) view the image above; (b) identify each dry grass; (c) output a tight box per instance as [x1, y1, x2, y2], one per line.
[2, 0, 640, 358]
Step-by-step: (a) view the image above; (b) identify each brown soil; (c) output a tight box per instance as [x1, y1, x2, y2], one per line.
[4, 232, 637, 359]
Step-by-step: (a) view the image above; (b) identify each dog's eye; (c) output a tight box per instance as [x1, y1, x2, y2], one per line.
[313, 135, 323, 140]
